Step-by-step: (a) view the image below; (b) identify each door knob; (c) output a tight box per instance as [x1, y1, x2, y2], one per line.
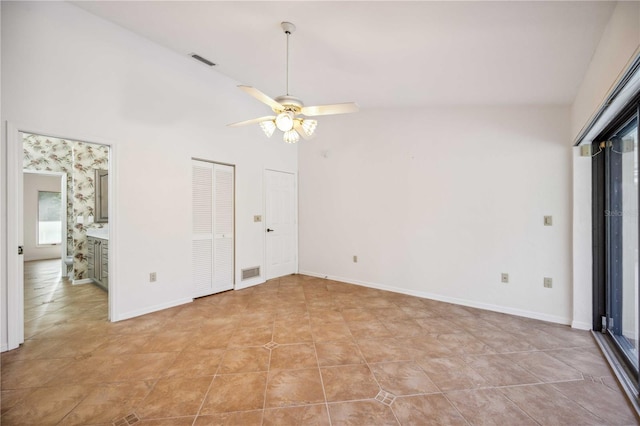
[266, 228, 274, 232]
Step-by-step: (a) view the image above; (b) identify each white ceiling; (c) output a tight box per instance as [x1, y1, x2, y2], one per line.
[73, 1, 615, 109]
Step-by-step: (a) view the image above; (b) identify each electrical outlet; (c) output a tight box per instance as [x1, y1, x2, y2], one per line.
[544, 277, 552, 288]
[353, 255, 358, 263]
[544, 216, 553, 226]
[254, 215, 262, 222]
[501, 273, 509, 283]
[150, 272, 157, 282]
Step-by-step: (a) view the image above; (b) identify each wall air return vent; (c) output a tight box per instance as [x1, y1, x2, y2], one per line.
[242, 266, 260, 280]
[190, 53, 216, 67]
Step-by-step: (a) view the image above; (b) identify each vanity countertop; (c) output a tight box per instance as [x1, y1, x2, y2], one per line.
[86, 227, 109, 240]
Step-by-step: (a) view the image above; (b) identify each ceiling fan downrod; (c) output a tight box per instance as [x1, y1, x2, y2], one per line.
[281, 22, 296, 96]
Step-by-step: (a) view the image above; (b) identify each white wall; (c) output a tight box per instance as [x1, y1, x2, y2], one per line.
[571, 1, 640, 142]
[299, 106, 572, 324]
[1, 2, 297, 349]
[23, 173, 62, 262]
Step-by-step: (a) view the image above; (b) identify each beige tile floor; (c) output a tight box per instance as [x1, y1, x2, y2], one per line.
[1, 259, 638, 425]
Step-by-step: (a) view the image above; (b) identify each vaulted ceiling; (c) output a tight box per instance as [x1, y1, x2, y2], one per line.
[74, 1, 615, 109]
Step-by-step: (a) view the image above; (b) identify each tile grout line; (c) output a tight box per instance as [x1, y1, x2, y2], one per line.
[312, 339, 332, 425]
[190, 322, 226, 425]
[348, 318, 403, 425]
[259, 315, 277, 425]
[498, 387, 544, 426]
[441, 392, 473, 426]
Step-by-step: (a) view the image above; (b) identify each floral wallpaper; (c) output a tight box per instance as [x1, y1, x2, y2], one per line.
[23, 133, 109, 280]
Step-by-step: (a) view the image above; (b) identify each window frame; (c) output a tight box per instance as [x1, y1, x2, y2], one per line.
[36, 189, 63, 247]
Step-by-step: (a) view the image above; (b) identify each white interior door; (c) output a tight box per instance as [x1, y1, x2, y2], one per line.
[265, 169, 297, 279]
[192, 160, 234, 297]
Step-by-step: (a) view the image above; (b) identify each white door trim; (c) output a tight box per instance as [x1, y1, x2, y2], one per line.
[6, 122, 118, 350]
[7, 122, 24, 350]
[264, 168, 298, 280]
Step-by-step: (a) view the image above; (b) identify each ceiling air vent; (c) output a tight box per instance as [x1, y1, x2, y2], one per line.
[191, 53, 216, 67]
[242, 266, 260, 280]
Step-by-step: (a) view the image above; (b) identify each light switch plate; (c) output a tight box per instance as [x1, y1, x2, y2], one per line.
[544, 216, 553, 226]
[501, 273, 509, 283]
[544, 277, 552, 288]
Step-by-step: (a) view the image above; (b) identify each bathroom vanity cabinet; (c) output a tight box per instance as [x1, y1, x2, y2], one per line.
[87, 236, 108, 290]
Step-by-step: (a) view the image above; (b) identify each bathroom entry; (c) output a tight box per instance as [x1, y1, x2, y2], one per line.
[22, 133, 110, 284]
[6, 129, 112, 350]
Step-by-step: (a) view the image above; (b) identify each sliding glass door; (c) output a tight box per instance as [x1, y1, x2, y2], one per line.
[606, 116, 639, 368]
[594, 101, 639, 379]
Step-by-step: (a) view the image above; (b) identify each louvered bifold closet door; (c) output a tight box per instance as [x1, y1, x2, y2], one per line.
[212, 164, 234, 292]
[192, 160, 235, 298]
[192, 161, 214, 298]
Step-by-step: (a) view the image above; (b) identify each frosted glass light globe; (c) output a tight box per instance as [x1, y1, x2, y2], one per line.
[275, 112, 294, 132]
[283, 129, 300, 144]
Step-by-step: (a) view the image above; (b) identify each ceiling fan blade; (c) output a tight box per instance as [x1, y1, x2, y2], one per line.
[227, 116, 275, 127]
[238, 86, 283, 111]
[301, 102, 359, 117]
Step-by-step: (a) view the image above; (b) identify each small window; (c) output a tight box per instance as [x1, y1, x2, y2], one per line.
[37, 191, 62, 245]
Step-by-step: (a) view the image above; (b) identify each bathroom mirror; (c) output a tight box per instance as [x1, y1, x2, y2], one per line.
[95, 169, 108, 223]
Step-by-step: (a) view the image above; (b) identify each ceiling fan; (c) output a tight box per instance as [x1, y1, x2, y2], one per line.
[228, 22, 359, 143]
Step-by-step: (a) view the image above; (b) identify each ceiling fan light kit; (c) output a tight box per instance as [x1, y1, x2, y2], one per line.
[228, 21, 359, 143]
[275, 111, 295, 132]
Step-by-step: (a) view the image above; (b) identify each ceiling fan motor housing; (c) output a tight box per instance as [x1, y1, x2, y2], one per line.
[274, 95, 303, 114]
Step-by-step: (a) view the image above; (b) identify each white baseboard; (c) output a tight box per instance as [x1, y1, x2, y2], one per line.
[299, 270, 572, 326]
[72, 278, 93, 285]
[572, 320, 593, 330]
[1, 343, 9, 353]
[235, 278, 266, 291]
[113, 297, 193, 322]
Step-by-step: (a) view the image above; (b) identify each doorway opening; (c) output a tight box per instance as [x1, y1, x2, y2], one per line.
[6, 127, 114, 351]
